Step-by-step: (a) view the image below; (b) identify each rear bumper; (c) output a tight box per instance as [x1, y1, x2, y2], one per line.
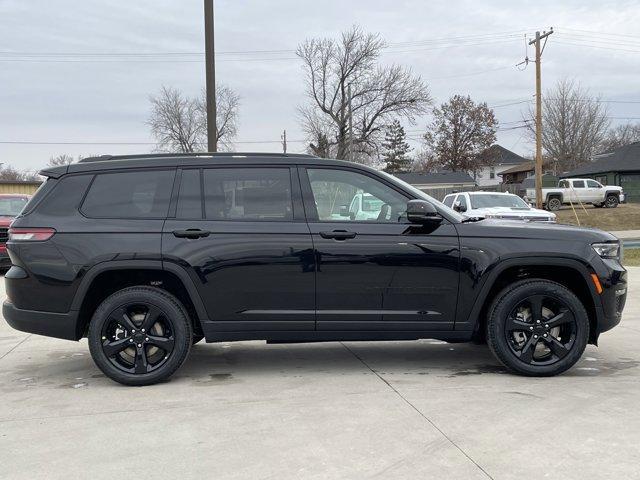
[2, 300, 79, 340]
[0, 247, 10, 268]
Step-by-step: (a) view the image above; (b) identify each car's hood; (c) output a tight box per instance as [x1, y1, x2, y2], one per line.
[467, 206, 552, 217]
[457, 218, 617, 243]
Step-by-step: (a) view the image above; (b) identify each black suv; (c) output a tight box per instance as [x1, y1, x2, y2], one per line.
[3, 153, 627, 385]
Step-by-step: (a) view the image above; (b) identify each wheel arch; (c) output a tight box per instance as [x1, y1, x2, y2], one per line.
[71, 261, 207, 340]
[465, 256, 603, 345]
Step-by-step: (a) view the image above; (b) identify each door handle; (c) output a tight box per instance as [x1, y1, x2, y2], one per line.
[172, 229, 211, 239]
[319, 230, 357, 240]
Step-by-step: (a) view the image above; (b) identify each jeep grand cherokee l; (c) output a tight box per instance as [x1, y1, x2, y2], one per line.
[2, 153, 627, 385]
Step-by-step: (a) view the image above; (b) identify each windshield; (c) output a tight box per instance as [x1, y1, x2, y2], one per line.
[378, 170, 466, 222]
[470, 194, 529, 209]
[0, 197, 29, 216]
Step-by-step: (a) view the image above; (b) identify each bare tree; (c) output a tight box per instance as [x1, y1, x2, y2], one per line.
[527, 79, 610, 173]
[48, 154, 75, 167]
[148, 85, 240, 153]
[599, 123, 640, 153]
[199, 85, 240, 151]
[423, 95, 497, 176]
[297, 26, 431, 162]
[0, 165, 40, 182]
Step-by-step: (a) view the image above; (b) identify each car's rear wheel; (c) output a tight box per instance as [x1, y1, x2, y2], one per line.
[605, 194, 619, 208]
[486, 279, 589, 376]
[546, 197, 562, 211]
[88, 286, 192, 386]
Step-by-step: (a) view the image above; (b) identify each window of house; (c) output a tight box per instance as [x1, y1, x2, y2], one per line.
[489, 167, 496, 179]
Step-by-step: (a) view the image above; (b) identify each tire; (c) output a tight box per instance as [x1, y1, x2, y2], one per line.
[546, 197, 562, 211]
[486, 279, 589, 376]
[88, 286, 192, 386]
[605, 194, 619, 208]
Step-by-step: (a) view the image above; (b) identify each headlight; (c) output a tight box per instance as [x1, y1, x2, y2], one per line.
[592, 242, 620, 259]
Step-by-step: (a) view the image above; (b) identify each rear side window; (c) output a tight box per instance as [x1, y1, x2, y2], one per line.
[82, 170, 175, 218]
[203, 168, 292, 221]
[443, 195, 455, 207]
[33, 175, 93, 217]
[572, 180, 585, 188]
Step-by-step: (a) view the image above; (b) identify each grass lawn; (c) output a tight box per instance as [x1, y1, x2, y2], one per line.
[624, 249, 640, 267]
[554, 203, 640, 231]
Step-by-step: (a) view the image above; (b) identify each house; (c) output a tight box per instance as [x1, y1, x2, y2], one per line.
[393, 171, 476, 200]
[474, 144, 528, 187]
[562, 141, 640, 202]
[0, 180, 42, 195]
[499, 161, 535, 185]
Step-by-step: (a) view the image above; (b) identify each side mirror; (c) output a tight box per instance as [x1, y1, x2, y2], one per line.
[339, 205, 349, 217]
[406, 200, 442, 224]
[453, 201, 467, 213]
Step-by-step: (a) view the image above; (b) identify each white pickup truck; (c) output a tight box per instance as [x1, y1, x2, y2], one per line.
[526, 178, 625, 211]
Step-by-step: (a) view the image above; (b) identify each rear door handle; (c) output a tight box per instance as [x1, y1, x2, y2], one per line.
[319, 230, 357, 240]
[172, 229, 211, 239]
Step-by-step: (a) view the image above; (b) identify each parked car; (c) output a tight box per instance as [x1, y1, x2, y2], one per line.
[442, 191, 556, 222]
[0, 194, 30, 268]
[3, 153, 627, 385]
[526, 178, 625, 211]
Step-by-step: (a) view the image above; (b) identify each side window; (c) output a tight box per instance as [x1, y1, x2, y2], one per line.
[203, 168, 292, 221]
[32, 175, 93, 217]
[307, 168, 408, 223]
[443, 195, 455, 207]
[559, 180, 568, 188]
[457, 194, 468, 211]
[82, 170, 174, 218]
[177, 169, 202, 219]
[587, 180, 600, 188]
[572, 180, 585, 188]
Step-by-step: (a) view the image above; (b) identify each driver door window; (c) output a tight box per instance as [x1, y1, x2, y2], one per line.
[306, 168, 408, 223]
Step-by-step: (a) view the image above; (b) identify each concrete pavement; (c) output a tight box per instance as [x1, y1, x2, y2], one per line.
[1, 270, 639, 480]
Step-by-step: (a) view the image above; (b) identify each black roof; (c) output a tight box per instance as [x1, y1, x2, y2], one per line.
[393, 171, 476, 185]
[564, 142, 640, 177]
[481, 144, 528, 166]
[40, 152, 335, 178]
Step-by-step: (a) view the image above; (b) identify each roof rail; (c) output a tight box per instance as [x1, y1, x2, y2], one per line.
[78, 152, 316, 163]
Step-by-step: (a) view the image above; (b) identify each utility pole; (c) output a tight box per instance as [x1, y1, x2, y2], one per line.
[529, 28, 553, 209]
[281, 129, 287, 154]
[347, 84, 353, 161]
[204, 0, 217, 152]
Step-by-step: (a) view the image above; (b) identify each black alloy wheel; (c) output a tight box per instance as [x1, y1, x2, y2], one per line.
[88, 287, 192, 386]
[100, 303, 175, 375]
[605, 195, 619, 208]
[546, 198, 562, 211]
[504, 295, 576, 366]
[487, 280, 589, 376]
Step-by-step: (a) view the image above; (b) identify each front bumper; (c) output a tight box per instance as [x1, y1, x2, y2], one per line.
[595, 259, 627, 335]
[3, 300, 79, 340]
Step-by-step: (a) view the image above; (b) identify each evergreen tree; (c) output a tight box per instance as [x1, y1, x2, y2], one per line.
[382, 120, 412, 172]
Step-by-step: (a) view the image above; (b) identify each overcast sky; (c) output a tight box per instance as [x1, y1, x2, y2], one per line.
[1, 0, 639, 172]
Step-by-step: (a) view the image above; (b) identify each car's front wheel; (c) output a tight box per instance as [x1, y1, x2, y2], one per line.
[487, 279, 589, 376]
[605, 194, 619, 208]
[88, 286, 192, 386]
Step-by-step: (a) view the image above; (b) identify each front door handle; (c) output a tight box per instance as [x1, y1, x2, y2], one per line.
[319, 230, 357, 240]
[172, 229, 211, 239]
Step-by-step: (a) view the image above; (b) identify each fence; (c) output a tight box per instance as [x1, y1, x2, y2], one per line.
[421, 183, 522, 202]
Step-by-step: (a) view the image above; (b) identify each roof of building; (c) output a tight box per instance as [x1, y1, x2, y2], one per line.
[498, 161, 535, 175]
[393, 171, 476, 185]
[481, 144, 528, 166]
[564, 142, 640, 177]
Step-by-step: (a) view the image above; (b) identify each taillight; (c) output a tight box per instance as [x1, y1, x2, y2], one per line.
[8, 228, 56, 241]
